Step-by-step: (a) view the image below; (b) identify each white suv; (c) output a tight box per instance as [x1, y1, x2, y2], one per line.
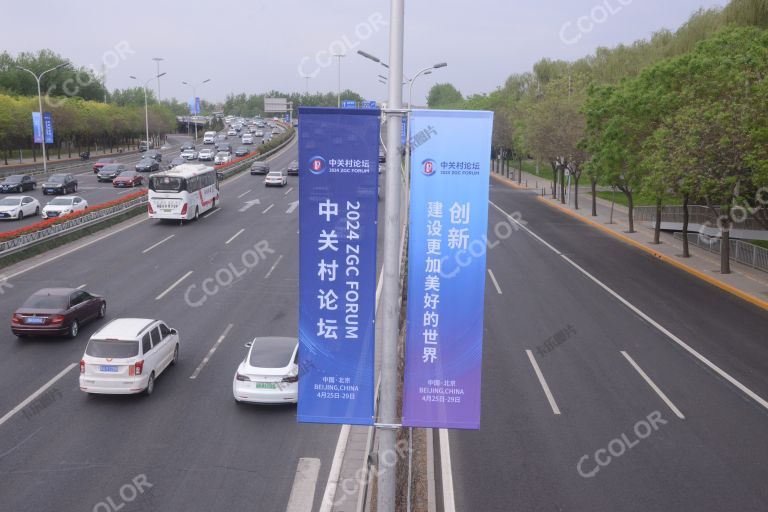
[79, 318, 180, 396]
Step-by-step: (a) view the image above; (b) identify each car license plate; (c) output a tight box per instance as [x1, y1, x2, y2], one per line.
[255, 382, 277, 389]
[99, 365, 118, 372]
[25, 317, 44, 324]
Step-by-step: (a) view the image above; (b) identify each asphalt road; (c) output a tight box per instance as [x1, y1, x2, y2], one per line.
[0, 125, 283, 230]
[444, 180, 768, 511]
[0, 135, 343, 512]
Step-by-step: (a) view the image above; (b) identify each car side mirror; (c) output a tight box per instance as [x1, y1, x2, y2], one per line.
[170, 328, 178, 335]
[244, 341, 253, 348]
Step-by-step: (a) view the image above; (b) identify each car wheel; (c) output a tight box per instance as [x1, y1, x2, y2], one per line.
[171, 344, 179, 366]
[31, 184, 36, 190]
[144, 372, 155, 396]
[98, 302, 106, 318]
[16, 186, 22, 193]
[73, 184, 78, 192]
[69, 320, 79, 338]
[17, 211, 23, 220]
[194, 207, 199, 221]
[34, 206, 39, 216]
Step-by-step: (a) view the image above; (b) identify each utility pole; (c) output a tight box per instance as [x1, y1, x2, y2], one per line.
[333, 53, 345, 107]
[152, 57, 164, 101]
[376, 0, 404, 510]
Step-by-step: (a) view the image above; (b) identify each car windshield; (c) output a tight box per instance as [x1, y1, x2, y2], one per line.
[101, 165, 120, 172]
[252, 162, 266, 169]
[267, 172, 282, 177]
[150, 176, 184, 192]
[139, 159, 154, 164]
[4, 175, 23, 183]
[86, 339, 140, 358]
[48, 175, 67, 183]
[216, 152, 228, 157]
[248, 339, 296, 368]
[120, 171, 138, 178]
[22, 293, 67, 309]
[0, 198, 21, 206]
[48, 198, 73, 205]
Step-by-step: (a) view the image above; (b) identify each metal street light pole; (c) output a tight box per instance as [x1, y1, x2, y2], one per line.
[405, 63, 446, 192]
[15, 62, 69, 175]
[182, 79, 211, 142]
[131, 73, 166, 150]
[377, 0, 404, 510]
[332, 53, 345, 107]
[301, 74, 311, 96]
[152, 57, 164, 101]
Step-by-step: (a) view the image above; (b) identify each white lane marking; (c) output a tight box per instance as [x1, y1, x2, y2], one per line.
[0, 363, 76, 428]
[286, 200, 299, 214]
[622, 351, 685, 419]
[492, 201, 768, 412]
[262, 204, 274, 214]
[526, 349, 561, 415]
[225, 229, 245, 245]
[202, 207, 221, 219]
[142, 234, 175, 254]
[239, 199, 261, 213]
[265, 255, 283, 279]
[319, 424, 350, 512]
[154, 270, 193, 301]
[284, 187, 294, 196]
[3, 215, 147, 280]
[286, 458, 321, 512]
[76, 283, 87, 290]
[237, 189, 252, 199]
[189, 323, 233, 380]
[487, 268, 502, 294]
[439, 429, 457, 512]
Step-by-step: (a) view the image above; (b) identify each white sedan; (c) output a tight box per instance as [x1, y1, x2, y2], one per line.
[264, 171, 287, 187]
[42, 196, 88, 219]
[0, 196, 40, 220]
[214, 152, 232, 165]
[233, 337, 298, 404]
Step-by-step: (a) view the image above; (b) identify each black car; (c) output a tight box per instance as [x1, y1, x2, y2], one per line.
[135, 158, 159, 173]
[0, 174, 36, 193]
[234, 146, 249, 157]
[11, 288, 106, 338]
[180, 143, 196, 152]
[97, 164, 126, 182]
[216, 142, 232, 154]
[286, 160, 299, 176]
[250, 161, 270, 175]
[42, 174, 78, 195]
[167, 157, 186, 170]
[144, 150, 162, 162]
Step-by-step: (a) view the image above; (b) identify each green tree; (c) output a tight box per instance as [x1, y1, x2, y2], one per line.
[426, 83, 464, 108]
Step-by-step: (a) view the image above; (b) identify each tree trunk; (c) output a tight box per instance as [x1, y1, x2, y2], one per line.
[653, 197, 662, 244]
[720, 214, 731, 274]
[551, 162, 558, 199]
[573, 176, 580, 210]
[591, 178, 597, 216]
[559, 166, 566, 204]
[32, 146, 36, 162]
[626, 191, 635, 233]
[682, 193, 690, 258]
[518, 157, 522, 184]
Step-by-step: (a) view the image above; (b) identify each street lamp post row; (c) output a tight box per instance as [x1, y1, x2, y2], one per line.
[15, 62, 71, 175]
[130, 73, 166, 150]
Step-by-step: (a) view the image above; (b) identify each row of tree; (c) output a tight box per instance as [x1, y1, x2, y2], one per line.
[223, 90, 367, 117]
[427, 0, 768, 273]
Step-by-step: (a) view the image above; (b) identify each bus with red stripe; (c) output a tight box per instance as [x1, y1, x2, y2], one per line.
[147, 164, 220, 221]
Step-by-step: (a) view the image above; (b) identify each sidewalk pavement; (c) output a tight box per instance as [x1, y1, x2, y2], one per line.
[493, 168, 768, 312]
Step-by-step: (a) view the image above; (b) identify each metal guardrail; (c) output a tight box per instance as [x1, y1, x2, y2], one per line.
[636, 205, 767, 231]
[0, 195, 147, 256]
[673, 232, 768, 273]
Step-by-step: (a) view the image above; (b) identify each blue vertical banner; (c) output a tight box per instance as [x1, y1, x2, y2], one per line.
[43, 112, 54, 144]
[32, 112, 43, 144]
[195, 97, 201, 115]
[402, 109, 493, 430]
[298, 107, 380, 425]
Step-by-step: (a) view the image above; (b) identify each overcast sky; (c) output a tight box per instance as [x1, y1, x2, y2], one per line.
[3, 0, 725, 106]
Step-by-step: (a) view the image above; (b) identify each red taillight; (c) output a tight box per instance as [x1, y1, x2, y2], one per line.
[50, 315, 64, 324]
[236, 373, 250, 382]
[134, 360, 144, 376]
[80, 360, 85, 374]
[180, 203, 188, 216]
[148, 203, 155, 214]
[282, 375, 298, 383]
[11, 313, 23, 324]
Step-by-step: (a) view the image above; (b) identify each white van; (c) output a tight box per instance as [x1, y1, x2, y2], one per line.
[203, 131, 216, 144]
[79, 318, 180, 396]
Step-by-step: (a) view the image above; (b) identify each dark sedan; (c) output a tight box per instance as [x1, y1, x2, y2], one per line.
[287, 160, 299, 176]
[135, 158, 160, 172]
[144, 150, 162, 162]
[234, 146, 250, 157]
[250, 161, 269, 175]
[0, 174, 36, 193]
[11, 288, 106, 338]
[97, 164, 126, 182]
[42, 174, 78, 195]
[113, 171, 143, 188]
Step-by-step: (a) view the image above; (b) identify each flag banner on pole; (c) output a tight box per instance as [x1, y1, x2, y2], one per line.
[32, 112, 43, 144]
[298, 107, 380, 425]
[402, 109, 493, 430]
[43, 112, 54, 144]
